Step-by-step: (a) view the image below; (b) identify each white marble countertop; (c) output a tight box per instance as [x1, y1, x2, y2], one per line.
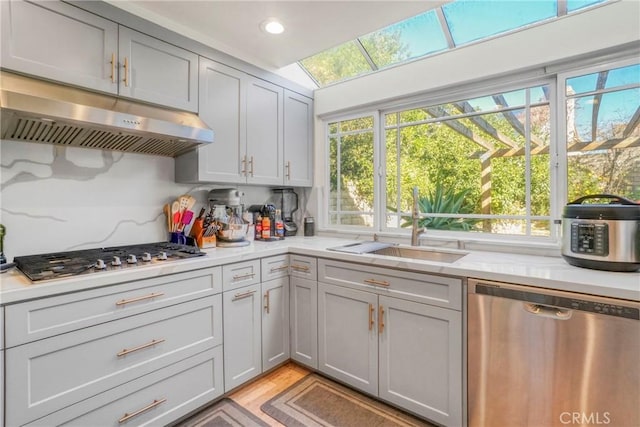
[1, 236, 638, 305]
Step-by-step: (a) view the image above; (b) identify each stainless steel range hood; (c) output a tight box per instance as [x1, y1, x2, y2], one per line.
[0, 71, 214, 157]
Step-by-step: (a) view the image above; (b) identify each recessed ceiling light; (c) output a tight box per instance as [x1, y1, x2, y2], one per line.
[261, 19, 285, 35]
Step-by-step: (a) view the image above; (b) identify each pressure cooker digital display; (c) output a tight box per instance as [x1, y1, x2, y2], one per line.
[570, 222, 609, 256]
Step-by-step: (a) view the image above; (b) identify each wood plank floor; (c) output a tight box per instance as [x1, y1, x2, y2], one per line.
[228, 362, 311, 426]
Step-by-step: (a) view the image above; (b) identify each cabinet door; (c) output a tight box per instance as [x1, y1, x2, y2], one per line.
[223, 284, 262, 392]
[318, 282, 378, 395]
[284, 90, 313, 187]
[378, 296, 462, 427]
[246, 77, 284, 185]
[262, 277, 290, 371]
[1, 0, 118, 94]
[290, 277, 318, 369]
[118, 26, 198, 112]
[177, 58, 246, 183]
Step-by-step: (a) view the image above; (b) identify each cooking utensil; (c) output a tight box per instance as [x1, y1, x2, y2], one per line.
[180, 210, 194, 231]
[163, 204, 172, 231]
[170, 201, 180, 230]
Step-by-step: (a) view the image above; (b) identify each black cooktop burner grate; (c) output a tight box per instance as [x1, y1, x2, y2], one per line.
[14, 242, 205, 282]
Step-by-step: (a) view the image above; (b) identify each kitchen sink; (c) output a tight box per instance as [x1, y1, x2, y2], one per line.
[370, 246, 468, 263]
[327, 241, 467, 263]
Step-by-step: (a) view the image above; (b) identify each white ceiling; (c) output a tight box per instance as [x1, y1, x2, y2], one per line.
[106, 1, 448, 71]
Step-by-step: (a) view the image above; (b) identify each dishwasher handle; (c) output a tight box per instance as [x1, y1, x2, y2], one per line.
[523, 302, 573, 320]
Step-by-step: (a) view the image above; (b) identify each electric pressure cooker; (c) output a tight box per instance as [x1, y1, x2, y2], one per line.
[561, 194, 640, 272]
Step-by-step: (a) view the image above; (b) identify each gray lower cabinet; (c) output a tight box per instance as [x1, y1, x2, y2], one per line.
[24, 346, 224, 426]
[222, 283, 262, 392]
[378, 296, 462, 427]
[290, 276, 318, 369]
[318, 282, 379, 395]
[262, 277, 290, 371]
[317, 259, 463, 427]
[5, 295, 223, 426]
[1, 0, 118, 94]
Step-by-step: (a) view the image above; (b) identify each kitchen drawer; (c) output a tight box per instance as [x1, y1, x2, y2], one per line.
[222, 259, 260, 292]
[5, 295, 222, 426]
[318, 259, 462, 310]
[25, 346, 224, 427]
[5, 267, 222, 348]
[261, 254, 290, 282]
[289, 254, 317, 280]
[1, 305, 4, 350]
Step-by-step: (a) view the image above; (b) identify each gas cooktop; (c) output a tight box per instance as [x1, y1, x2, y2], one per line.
[14, 242, 206, 282]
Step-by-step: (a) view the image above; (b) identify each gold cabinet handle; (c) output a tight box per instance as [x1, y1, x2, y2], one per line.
[115, 292, 164, 306]
[291, 265, 310, 272]
[379, 305, 385, 334]
[110, 52, 116, 83]
[233, 272, 255, 281]
[241, 155, 247, 175]
[249, 156, 254, 177]
[118, 398, 167, 423]
[123, 56, 129, 87]
[270, 265, 289, 272]
[369, 303, 375, 331]
[232, 289, 256, 301]
[286, 161, 291, 180]
[117, 338, 165, 357]
[264, 290, 270, 313]
[364, 278, 390, 287]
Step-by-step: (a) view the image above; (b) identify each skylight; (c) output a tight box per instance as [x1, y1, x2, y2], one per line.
[299, 0, 609, 87]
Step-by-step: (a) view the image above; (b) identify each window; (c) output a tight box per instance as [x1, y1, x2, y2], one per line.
[385, 84, 552, 237]
[324, 59, 640, 244]
[299, 0, 612, 87]
[563, 63, 640, 201]
[328, 116, 376, 227]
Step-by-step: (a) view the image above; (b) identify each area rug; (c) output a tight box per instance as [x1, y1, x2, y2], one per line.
[177, 398, 270, 427]
[261, 373, 435, 427]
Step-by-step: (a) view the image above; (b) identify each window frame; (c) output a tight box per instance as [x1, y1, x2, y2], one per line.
[320, 54, 638, 249]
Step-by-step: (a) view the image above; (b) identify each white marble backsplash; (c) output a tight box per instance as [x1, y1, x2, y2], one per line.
[0, 140, 310, 259]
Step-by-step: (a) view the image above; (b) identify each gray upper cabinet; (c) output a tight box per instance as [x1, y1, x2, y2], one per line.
[118, 26, 198, 112]
[177, 59, 301, 186]
[176, 59, 245, 183]
[246, 77, 284, 186]
[1, 0, 118, 94]
[1, 0, 198, 112]
[284, 90, 314, 187]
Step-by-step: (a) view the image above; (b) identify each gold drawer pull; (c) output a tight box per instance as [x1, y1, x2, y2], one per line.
[270, 265, 289, 272]
[286, 161, 291, 180]
[264, 290, 270, 313]
[117, 338, 165, 357]
[116, 292, 164, 306]
[241, 155, 247, 175]
[118, 398, 167, 423]
[233, 290, 256, 301]
[364, 278, 390, 287]
[249, 156, 254, 177]
[368, 303, 375, 331]
[379, 305, 385, 334]
[110, 52, 116, 83]
[123, 56, 129, 87]
[291, 265, 310, 272]
[233, 272, 255, 281]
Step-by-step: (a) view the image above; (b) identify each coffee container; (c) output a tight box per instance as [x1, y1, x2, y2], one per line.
[304, 217, 315, 236]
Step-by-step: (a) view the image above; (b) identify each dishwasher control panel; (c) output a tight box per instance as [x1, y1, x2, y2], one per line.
[473, 282, 639, 320]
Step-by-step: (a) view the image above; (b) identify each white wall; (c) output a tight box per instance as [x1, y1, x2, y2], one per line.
[0, 141, 311, 259]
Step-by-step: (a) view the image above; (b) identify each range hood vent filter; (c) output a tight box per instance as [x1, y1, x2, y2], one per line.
[0, 72, 214, 157]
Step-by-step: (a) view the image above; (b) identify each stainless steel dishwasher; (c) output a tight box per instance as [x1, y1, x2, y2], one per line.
[468, 279, 639, 427]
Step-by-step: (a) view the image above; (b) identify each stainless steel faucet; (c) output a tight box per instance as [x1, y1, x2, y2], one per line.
[411, 187, 425, 246]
